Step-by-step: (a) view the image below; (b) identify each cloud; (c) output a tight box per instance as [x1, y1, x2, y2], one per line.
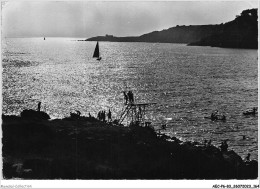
[2, 1, 258, 38]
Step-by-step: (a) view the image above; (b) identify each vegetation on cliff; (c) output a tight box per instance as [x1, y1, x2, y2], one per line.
[85, 9, 257, 49]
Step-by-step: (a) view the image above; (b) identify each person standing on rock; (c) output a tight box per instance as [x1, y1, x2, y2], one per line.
[123, 91, 128, 105]
[107, 109, 112, 122]
[245, 153, 251, 162]
[128, 91, 134, 104]
[37, 102, 41, 112]
[102, 110, 106, 122]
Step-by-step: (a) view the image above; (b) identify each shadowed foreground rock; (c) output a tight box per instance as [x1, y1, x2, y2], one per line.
[20, 109, 50, 120]
[2, 112, 258, 179]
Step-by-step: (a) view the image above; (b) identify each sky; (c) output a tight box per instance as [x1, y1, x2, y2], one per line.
[1, 1, 258, 38]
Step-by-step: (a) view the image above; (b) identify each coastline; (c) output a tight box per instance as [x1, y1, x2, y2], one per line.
[2, 109, 258, 179]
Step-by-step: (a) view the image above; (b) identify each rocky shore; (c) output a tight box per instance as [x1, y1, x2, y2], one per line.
[2, 109, 258, 179]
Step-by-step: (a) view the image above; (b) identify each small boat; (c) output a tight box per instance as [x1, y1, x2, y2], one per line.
[44, 37, 45, 40]
[93, 41, 102, 61]
[243, 107, 257, 115]
[205, 113, 226, 121]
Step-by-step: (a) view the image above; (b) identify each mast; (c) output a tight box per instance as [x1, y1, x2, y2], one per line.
[93, 42, 100, 58]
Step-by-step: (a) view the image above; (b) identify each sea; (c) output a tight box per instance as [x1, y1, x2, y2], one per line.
[2, 37, 258, 160]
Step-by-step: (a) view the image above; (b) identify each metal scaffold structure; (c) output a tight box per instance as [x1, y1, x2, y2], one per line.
[118, 102, 156, 126]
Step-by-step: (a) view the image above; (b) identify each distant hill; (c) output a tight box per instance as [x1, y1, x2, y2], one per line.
[85, 25, 220, 43]
[189, 9, 258, 49]
[85, 8, 257, 49]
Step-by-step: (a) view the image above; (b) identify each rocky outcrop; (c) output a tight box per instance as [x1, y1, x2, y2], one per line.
[20, 109, 50, 120]
[189, 9, 258, 49]
[2, 111, 258, 179]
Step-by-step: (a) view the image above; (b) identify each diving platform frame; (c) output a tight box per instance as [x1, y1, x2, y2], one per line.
[118, 102, 156, 126]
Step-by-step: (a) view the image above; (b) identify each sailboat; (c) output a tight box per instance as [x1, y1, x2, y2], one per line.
[93, 41, 102, 61]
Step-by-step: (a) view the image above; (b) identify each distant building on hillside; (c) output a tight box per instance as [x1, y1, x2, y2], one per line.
[106, 34, 113, 37]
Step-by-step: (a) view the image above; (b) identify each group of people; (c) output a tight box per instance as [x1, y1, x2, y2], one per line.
[97, 109, 112, 122]
[220, 140, 228, 152]
[123, 91, 134, 105]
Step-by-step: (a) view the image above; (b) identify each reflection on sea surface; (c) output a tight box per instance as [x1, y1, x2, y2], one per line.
[2, 38, 258, 159]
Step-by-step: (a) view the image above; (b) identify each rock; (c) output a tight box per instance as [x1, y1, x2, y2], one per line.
[21, 109, 50, 120]
[222, 150, 244, 167]
[244, 160, 258, 178]
[2, 111, 258, 179]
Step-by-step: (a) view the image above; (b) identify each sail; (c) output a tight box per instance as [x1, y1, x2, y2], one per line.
[93, 42, 100, 58]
